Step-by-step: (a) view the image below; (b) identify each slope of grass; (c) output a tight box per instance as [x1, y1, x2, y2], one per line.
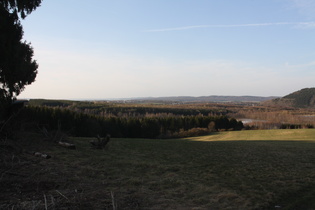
[189, 129, 315, 141]
[1, 129, 315, 209]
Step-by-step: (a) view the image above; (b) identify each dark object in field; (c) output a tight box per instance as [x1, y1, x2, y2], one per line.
[90, 135, 110, 149]
[58, 141, 76, 150]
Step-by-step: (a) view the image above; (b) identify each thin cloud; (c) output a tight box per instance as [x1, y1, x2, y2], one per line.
[296, 21, 315, 28]
[290, 0, 315, 18]
[146, 22, 315, 32]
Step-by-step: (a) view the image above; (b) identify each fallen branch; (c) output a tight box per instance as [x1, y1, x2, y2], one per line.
[58, 141, 76, 150]
[44, 193, 48, 210]
[111, 191, 116, 210]
[56, 190, 69, 201]
[33, 152, 51, 159]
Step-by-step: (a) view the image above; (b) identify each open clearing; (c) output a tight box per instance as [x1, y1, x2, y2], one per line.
[189, 129, 315, 141]
[1, 129, 315, 209]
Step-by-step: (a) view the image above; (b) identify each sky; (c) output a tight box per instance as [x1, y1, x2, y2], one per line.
[19, 0, 315, 99]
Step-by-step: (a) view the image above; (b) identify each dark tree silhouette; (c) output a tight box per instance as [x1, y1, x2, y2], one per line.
[0, 0, 42, 118]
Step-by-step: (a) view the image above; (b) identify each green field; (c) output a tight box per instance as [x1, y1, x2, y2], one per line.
[189, 129, 315, 141]
[2, 129, 315, 209]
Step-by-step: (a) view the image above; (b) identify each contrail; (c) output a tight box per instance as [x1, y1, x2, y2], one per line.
[146, 22, 315, 32]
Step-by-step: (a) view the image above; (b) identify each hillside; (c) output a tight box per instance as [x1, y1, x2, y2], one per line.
[265, 88, 315, 108]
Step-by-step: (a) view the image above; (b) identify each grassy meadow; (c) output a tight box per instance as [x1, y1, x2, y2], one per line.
[189, 129, 315, 141]
[2, 129, 315, 209]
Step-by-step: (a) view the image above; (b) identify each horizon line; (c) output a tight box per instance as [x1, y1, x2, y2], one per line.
[18, 95, 281, 101]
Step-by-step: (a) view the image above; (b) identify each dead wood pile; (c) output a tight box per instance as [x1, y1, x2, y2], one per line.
[90, 135, 110, 149]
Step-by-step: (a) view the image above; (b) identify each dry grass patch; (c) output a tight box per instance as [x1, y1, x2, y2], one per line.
[189, 129, 315, 141]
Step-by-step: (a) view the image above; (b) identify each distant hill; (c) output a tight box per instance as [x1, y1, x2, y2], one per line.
[132, 95, 277, 103]
[26, 96, 278, 105]
[264, 88, 315, 108]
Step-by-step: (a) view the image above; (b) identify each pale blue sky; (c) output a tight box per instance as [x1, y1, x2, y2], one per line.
[19, 0, 315, 99]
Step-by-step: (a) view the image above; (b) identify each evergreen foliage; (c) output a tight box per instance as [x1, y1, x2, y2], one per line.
[0, 0, 42, 19]
[0, 0, 42, 118]
[19, 106, 243, 138]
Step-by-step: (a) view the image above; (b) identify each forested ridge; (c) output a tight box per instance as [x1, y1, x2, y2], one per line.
[283, 88, 315, 107]
[28, 99, 230, 115]
[18, 102, 243, 138]
[267, 88, 315, 108]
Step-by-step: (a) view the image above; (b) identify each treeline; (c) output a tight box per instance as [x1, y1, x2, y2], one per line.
[28, 99, 230, 116]
[230, 109, 315, 130]
[19, 106, 243, 138]
[280, 124, 314, 129]
[80, 106, 228, 118]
